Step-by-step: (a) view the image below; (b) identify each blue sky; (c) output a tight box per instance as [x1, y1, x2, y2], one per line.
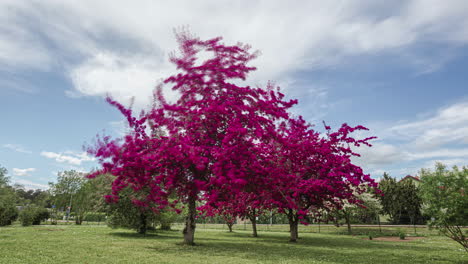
[1, 1, 468, 189]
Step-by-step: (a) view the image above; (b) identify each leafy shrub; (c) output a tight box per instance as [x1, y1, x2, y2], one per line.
[399, 232, 406, 240]
[0, 201, 18, 226]
[83, 212, 106, 222]
[19, 206, 49, 226]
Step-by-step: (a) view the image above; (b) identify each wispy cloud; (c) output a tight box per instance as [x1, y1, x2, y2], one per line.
[40, 151, 94, 166]
[13, 168, 36, 176]
[14, 179, 48, 190]
[2, 1, 468, 108]
[3, 144, 32, 154]
[354, 100, 468, 177]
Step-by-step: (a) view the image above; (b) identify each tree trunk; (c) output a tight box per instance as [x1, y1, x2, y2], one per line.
[249, 215, 258, 237]
[288, 209, 299, 242]
[378, 215, 382, 233]
[75, 214, 83, 225]
[345, 213, 352, 234]
[183, 196, 197, 245]
[289, 219, 299, 242]
[138, 212, 147, 235]
[227, 223, 233, 232]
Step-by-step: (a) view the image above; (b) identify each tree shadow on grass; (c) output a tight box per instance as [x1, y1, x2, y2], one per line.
[222, 231, 435, 251]
[189, 232, 463, 263]
[107, 229, 465, 263]
[108, 230, 222, 242]
[196, 234, 463, 264]
[109, 232, 162, 239]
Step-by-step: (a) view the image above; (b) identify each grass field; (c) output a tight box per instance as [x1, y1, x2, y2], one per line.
[0, 224, 466, 264]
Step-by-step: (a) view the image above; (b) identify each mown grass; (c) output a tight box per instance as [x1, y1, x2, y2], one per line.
[178, 223, 443, 237]
[0, 224, 466, 264]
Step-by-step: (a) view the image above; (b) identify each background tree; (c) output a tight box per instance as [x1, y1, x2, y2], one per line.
[0, 166, 9, 186]
[106, 187, 158, 234]
[49, 170, 87, 223]
[400, 180, 422, 232]
[378, 173, 422, 225]
[0, 165, 19, 226]
[14, 187, 51, 207]
[419, 163, 468, 251]
[378, 173, 402, 224]
[332, 191, 382, 234]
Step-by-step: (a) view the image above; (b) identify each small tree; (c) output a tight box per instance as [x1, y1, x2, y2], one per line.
[378, 173, 402, 224]
[49, 170, 85, 221]
[106, 188, 157, 234]
[419, 163, 468, 251]
[378, 173, 422, 225]
[400, 180, 422, 233]
[0, 166, 19, 226]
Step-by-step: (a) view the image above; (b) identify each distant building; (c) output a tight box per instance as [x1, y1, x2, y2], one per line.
[400, 175, 421, 187]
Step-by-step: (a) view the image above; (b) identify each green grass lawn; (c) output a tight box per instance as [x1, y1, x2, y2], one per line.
[0, 224, 466, 264]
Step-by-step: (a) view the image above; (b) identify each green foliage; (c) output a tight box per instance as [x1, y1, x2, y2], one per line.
[14, 187, 51, 207]
[0, 195, 18, 226]
[83, 212, 106, 222]
[378, 173, 423, 224]
[0, 165, 19, 226]
[49, 170, 86, 211]
[399, 232, 406, 240]
[419, 163, 468, 251]
[106, 187, 179, 233]
[19, 206, 50, 226]
[107, 189, 156, 233]
[48, 170, 110, 225]
[0, 165, 9, 187]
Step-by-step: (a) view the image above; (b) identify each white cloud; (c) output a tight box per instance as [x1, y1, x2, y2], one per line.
[40, 151, 95, 165]
[391, 101, 468, 149]
[14, 179, 49, 190]
[1, 1, 468, 107]
[12, 168, 36, 176]
[354, 142, 408, 167]
[355, 100, 468, 177]
[3, 144, 32, 154]
[68, 52, 178, 108]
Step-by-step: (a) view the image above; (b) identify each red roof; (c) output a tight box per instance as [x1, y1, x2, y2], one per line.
[400, 175, 420, 182]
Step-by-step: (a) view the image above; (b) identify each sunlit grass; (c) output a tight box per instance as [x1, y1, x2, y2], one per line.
[0, 224, 466, 264]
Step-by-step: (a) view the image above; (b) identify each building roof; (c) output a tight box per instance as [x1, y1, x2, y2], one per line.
[400, 175, 420, 182]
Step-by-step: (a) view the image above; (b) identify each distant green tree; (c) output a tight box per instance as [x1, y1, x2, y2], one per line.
[0, 165, 19, 226]
[333, 191, 382, 234]
[378, 173, 422, 224]
[400, 180, 422, 232]
[0, 165, 9, 187]
[106, 187, 179, 234]
[419, 163, 468, 252]
[378, 173, 402, 223]
[14, 187, 51, 207]
[49, 170, 87, 223]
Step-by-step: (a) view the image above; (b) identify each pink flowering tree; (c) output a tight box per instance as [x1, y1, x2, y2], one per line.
[90, 31, 296, 245]
[87, 98, 171, 234]
[88, 31, 376, 245]
[269, 117, 377, 242]
[200, 191, 270, 237]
